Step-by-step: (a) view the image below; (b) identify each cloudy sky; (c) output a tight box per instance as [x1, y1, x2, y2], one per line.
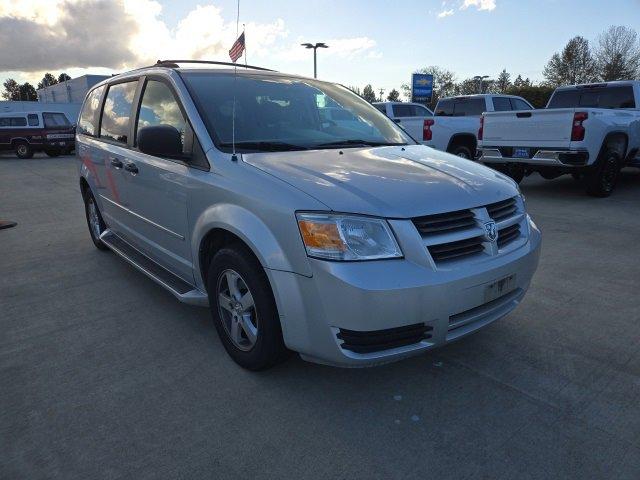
[1, 0, 639, 93]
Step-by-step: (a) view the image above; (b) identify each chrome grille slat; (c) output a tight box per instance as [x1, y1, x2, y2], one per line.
[413, 209, 476, 235]
[413, 196, 522, 264]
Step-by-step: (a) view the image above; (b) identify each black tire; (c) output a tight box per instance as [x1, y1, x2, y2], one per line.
[584, 150, 621, 197]
[83, 188, 109, 250]
[15, 142, 33, 159]
[495, 164, 525, 184]
[450, 145, 473, 159]
[206, 245, 289, 370]
[45, 148, 61, 157]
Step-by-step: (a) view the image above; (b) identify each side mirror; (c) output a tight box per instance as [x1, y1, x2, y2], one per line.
[138, 124, 182, 158]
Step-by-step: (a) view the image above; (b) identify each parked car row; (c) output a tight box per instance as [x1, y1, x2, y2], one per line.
[478, 81, 640, 197]
[378, 81, 640, 197]
[0, 111, 75, 158]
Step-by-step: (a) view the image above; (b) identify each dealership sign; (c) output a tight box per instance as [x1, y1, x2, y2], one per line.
[411, 73, 433, 104]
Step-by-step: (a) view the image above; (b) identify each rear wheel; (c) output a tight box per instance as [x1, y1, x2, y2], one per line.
[83, 189, 108, 250]
[207, 245, 289, 370]
[495, 164, 525, 184]
[585, 150, 621, 197]
[15, 142, 33, 159]
[450, 145, 473, 159]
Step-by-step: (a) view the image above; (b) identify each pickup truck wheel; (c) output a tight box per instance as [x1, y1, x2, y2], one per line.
[207, 246, 289, 371]
[83, 190, 109, 250]
[450, 145, 473, 159]
[585, 150, 621, 197]
[15, 142, 33, 159]
[497, 164, 525, 184]
[45, 148, 61, 157]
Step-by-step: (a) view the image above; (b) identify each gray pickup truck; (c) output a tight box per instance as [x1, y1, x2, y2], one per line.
[77, 61, 540, 370]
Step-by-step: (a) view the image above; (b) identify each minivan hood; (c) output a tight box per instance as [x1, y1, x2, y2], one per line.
[243, 144, 519, 218]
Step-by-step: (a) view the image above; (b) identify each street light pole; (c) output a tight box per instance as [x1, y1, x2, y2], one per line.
[301, 42, 329, 78]
[473, 75, 490, 94]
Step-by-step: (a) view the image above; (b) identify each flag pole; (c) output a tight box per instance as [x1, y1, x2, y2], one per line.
[243, 23, 247, 66]
[231, 0, 240, 160]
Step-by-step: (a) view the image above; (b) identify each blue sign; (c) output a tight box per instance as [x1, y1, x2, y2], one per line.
[411, 73, 433, 104]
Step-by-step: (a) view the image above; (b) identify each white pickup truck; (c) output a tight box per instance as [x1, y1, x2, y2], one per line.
[478, 81, 640, 197]
[373, 102, 433, 144]
[426, 94, 534, 159]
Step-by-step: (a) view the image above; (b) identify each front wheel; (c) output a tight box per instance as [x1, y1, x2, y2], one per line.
[45, 148, 61, 157]
[207, 245, 289, 370]
[585, 150, 621, 197]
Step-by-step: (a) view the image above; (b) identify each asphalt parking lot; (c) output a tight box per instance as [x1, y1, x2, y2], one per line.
[1, 153, 639, 479]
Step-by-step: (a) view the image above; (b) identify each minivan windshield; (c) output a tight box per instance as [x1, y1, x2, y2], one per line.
[182, 72, 414, 152]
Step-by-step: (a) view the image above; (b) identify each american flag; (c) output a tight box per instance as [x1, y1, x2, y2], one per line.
[229, 32, 245, 63]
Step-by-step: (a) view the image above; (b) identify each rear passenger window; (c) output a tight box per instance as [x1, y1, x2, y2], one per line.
[27, 114, 39, 126]
[136, 80, 191, 156]
[100, 81, 138, 143]
[392, 104, 414, 117]
[78, 85, 105, 136]
[492, 97, 512, 111]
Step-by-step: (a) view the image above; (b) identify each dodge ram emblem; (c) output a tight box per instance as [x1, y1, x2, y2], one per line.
[484, 221, 498, 242]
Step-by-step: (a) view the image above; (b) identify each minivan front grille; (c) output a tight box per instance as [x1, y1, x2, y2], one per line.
[337, 323, 433, 354]
[486, 197, 517, 221]
[497, 223, 520, 248]
[412, 209, 476, 235]
[428, 236, 484, 262]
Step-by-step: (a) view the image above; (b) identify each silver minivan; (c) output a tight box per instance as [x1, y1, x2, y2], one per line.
[77, 61, 541, 370]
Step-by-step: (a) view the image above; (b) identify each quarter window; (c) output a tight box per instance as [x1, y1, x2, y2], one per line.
[136, 80, 191, 156]
[100, 81, 138, 143]
[78, 85, 105, 136]
[27, 114, 39, 126]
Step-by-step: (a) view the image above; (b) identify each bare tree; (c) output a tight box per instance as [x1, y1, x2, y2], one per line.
[595, 26, 640, 81]
[543, 36, 598, 86]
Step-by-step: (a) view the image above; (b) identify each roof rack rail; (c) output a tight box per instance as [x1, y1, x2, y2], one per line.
[155, 60, 276, 72]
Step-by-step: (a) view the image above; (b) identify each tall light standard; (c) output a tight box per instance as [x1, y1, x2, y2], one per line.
[301, 42, 328, 78]
[473, 75, 490, 93]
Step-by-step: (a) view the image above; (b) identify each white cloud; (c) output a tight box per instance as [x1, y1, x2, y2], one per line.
[460, 0, 497, 11]
[437, 9, 455, 18]
[0, 0, 376, 78]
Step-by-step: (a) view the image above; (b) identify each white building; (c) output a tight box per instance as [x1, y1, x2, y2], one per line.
[37, 74, 109, 103]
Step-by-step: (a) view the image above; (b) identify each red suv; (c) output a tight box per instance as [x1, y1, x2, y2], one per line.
[0, 111, 76, 158]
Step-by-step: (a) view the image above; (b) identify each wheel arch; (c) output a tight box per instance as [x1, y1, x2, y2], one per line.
[602, 131, 628, 160]
[10, 137, 30, 146]
[193, 204, 305, 291]
[446, 133, 477, 155]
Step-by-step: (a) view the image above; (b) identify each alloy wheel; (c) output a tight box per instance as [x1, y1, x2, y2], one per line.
[216, 269, 259, 351]
[87, 197, 101, 239]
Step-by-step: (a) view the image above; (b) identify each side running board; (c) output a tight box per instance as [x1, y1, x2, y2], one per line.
[100, 230, 208, 307]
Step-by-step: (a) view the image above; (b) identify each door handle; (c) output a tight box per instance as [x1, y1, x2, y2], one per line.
[124, 162, 139, 174]
[110, 157, 123, 169]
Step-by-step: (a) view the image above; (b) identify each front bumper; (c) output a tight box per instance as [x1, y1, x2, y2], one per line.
[479, 148, 589, 167]
[268, 217, 541, 367]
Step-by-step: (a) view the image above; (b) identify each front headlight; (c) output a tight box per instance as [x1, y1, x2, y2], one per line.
[296, 212, 403, 261]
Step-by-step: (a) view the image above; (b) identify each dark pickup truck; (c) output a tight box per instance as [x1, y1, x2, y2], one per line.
[0, 111, 76, 158]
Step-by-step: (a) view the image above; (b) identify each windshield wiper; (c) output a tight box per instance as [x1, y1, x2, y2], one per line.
[219, 141, 308, 152]
[314, 140, 407, 149]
